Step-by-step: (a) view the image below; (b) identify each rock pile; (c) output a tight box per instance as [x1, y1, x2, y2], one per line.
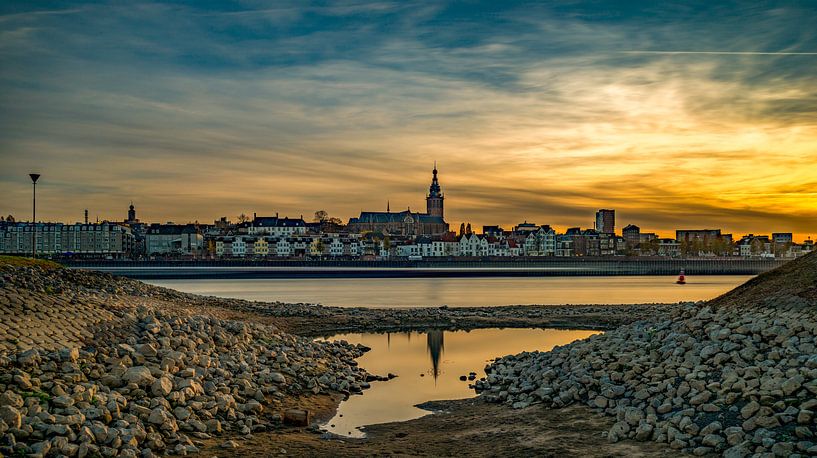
[475, 252, 817, 457]
[0, 261, 372, 456]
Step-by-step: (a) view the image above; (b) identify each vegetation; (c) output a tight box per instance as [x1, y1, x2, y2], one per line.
[0, 255, 62, 269]
[313, 210, 343, 225]
[20, 390, 51, 403]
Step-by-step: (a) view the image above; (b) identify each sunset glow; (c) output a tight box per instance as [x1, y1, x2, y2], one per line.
[1, 2, 816, 239]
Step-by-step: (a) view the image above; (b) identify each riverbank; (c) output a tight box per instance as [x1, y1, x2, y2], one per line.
[0, 256, 676, 456]
[477, 251, 817, 456]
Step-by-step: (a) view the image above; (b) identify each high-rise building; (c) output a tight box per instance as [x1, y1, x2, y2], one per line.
[595, 209, 615, 234]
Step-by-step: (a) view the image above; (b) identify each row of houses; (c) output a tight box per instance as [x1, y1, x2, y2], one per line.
[2, 216, 813, 260]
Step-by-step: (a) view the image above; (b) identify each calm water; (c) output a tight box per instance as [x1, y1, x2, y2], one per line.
[148, 275, 751, 307]
[319, 328, 599, 437]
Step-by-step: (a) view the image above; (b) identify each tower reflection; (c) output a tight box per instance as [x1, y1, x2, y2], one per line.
[426, 330, 444, 380]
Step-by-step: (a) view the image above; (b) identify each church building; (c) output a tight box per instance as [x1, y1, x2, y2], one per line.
[347, 166, 449, 236]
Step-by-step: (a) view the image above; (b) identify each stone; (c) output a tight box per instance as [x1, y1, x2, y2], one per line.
[151, 377, 173, 397]
[123, 366, 154, 386]
[221, 440, 239, 449]
[702, 434, 725, 448]
[283, 409, 309, 426]
[52, 395, 75, 408]
[17, 349, 40, 366]
[59, 347, 80, 362]
[741, 401, 760, 419]
[0, 391, 23, 408]
[0, 406, 22, 429]
[635, 423, 654, 441]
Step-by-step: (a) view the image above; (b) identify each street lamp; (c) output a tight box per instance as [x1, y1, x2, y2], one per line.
[29, 173, 40, 258]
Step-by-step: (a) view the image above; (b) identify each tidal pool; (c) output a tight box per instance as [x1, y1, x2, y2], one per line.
[319, 328, 599, 437]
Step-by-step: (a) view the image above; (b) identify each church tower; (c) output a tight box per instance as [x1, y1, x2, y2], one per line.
[127, 202, 137, 223]
[426, 163, 444, 218]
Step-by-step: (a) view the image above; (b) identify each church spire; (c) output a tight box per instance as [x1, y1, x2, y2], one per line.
[387, 200, 390, 212]
[428, 162, 441, 198]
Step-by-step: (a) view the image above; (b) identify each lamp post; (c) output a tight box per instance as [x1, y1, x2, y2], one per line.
[29, 173, 40, 258]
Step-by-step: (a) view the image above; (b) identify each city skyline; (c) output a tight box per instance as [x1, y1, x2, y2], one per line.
[2, 2, 817, 240]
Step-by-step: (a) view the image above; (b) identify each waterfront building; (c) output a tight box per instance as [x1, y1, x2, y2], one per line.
[555, 234, 574, 257]
[512, 221, 539, 236]
[347, 166, 449, 236]
[599, 232, 617, 256]
[565, 228, 601, 257]
[459, 233, 489, 257]
[657, 238, 681, 257]
[248, 216, 307, 237]
[482, 225, 504, 237]
[622, 224, 640, 247]
[676, 229, 732, 245]
[145, 224, 203, 256]
[595, 209, 615, 234]
[0, 221, 134, 258]
[522, 225, 556, 256]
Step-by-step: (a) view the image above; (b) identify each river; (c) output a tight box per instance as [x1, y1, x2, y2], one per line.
[147, 275, 751, 308]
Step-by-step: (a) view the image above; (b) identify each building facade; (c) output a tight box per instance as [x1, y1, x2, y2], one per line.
[0, 222, 134, 258]
[145, 224, 203, 256]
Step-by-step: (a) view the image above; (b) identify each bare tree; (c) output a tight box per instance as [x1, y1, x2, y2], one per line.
[237, 213, 250, 224]
[314, 210, 329, 222]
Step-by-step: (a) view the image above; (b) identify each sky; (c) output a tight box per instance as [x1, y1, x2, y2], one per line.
[1, 1, 816, 240]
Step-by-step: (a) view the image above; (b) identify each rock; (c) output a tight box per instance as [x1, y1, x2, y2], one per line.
[221, 440, 239, 449]
[0, 391, 23, 408]
[59, 347, 80, 362]
[13, 373, 33, 390]
[283, 409, 309, 426]
[635, 423, 654, 441]
[270, 372, 286, 384]
[17, 349, 40, 366]
[0, 406, 22, 429]
[52, 395, 75, 408]
[702, 434, 725, 448]
[123, 366, 154, 386]
[151, 377, 173, 397]
[741, 401, 760, 419]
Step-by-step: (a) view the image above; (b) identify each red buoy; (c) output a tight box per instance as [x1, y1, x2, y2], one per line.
[676, 270, 686, 285]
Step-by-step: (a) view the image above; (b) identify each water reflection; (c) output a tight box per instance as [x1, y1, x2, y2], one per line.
[150, 275, 752, 308]
[427, 330, 444, 380]
[320, 328, 599, 437]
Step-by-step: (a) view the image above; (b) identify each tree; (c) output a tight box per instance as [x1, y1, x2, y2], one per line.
[6, 215, 14, 223]
[314, 210, 329, 222]
[237, 213, 250, 224]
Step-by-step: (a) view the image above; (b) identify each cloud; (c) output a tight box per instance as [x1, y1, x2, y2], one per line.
[1, 1, 816, 239]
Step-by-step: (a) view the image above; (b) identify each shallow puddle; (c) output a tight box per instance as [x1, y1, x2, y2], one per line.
[319, 328, 598, 437]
